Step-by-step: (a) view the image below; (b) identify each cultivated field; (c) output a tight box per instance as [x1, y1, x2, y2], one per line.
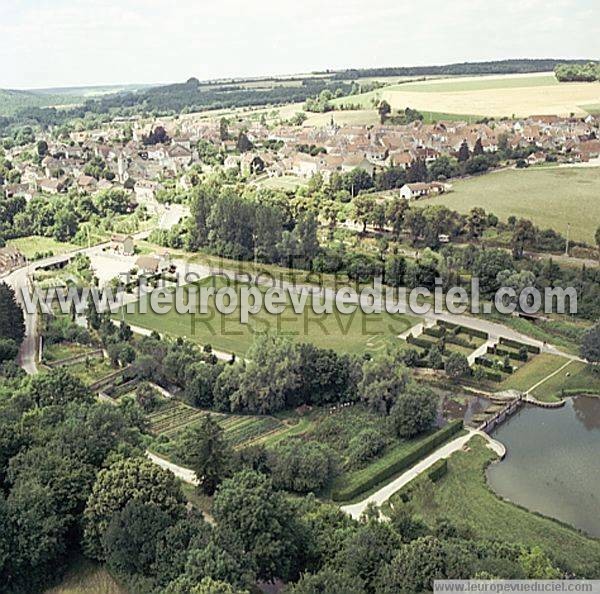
[332, 73, 600, 117]
[121, 276, 418, 356]
[422, 167, 600, 243]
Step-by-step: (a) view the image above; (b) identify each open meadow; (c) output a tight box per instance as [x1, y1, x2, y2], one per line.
[421, 166, 600, 243]
[331, 72, 600, 117]
[120, 276, 418, 356]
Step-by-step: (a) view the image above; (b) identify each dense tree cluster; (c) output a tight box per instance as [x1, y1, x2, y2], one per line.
[555, 62, 600, 82]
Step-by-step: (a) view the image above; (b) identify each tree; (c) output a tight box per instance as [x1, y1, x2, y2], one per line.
[102, 499, 173, 577]
[0, 283, 25, 346]
[580, 322, 600, 363]
[376, 536, 474, 593]
[83, 457, 185, 559]
[236, 132, 253, 153]
[595, 225, 600, 261]
[0, 338, 18, 363]
[181, 414, 232, 496]
[472, 249, 514, 294]
[352, 194, 376, 232]
[512, 218, 536, 259]
[219, 118, 229, 141]
[473, 138, 484, 156]
[407, 159, 428, 183]
[466, 207, 487, 239]
[231, 333, 300, 414]
[28, 367, 92, 408]
[335, 521, 400, 591]
[270, 441, 338, 493]
[458, 140, 470, 163]
[212, 470, 301, 582]
[445, 352, 471, 379]
[290, 568, 363, 594]
[385, 252, 406, 287]
[378, 100, 391, 124]
[36, 140, 48, 157]
[358, 351, 409, 414]
[389, 384, 438, 438]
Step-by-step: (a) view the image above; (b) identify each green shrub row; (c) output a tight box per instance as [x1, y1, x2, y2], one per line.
[499, 337, 540, 354]
[331, 420, 463, 502]
[446, 335, 475, 349]
[487, 345, 527, 361]
[427, 458, 448, 482]
[423, 326, 445, 338]
[475, 356, 513, 374]
[437, 320, 488, 340]
[407, 335, 435, 350]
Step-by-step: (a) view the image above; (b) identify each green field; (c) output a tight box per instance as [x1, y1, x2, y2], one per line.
[389, 436, 600, 576]
[255, 175, 307, 191]
[120, 277, 418, 356]
[397, 74, 559, 93]
[530, 360, 600, 401]
[422, 167, 600, 243]
[500, 353, 568, 393]
[8, 236, 79, 259]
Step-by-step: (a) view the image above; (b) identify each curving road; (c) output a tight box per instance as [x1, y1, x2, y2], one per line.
[340, 429, 505, 520]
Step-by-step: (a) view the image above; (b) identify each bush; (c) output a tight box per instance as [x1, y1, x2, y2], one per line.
[346, 428, 388, 469]
[270, 441, 338, 494]
[407, 335, 435, 350]
[331, 420, 463, 501]
[499, 337, 540, 354]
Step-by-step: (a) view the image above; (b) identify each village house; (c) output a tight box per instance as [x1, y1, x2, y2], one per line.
[76, 175, 98, 192]
[110, 234, 135, 256]
[37, 178, 63, 194]
[399, 182, 445, 200]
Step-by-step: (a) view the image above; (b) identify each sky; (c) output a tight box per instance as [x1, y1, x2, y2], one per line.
[1, 0, 599, 89]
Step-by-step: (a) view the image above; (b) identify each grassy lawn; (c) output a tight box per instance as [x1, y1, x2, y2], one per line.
[421, 167, 600, 243]
[388, 436, 600, 576]
[8, 236, 79, 259]
[120, 276, 418, 356]
[45, 557, 128, 594]
[500, 353, 568, 393]
[42, 342, 94, 363]
[255, 175, 307, 191]
[488, 315, 587, 356]
[530, 360, 600, 401]
[67, 358, 117, 386]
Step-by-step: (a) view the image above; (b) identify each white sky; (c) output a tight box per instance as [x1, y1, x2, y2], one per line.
[2, 0, 599, 89]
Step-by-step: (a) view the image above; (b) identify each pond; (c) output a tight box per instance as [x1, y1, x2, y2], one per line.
[486, 396, 600, 537]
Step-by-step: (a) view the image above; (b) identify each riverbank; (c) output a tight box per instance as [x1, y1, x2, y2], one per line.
[386, 436, 600, 576]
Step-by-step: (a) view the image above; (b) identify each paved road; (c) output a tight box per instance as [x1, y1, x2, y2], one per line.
[340, 430, 504, 520]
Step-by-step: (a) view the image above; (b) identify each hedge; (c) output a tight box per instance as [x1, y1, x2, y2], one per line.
[437, 320, 488, 340]
[446, 335, 475, 349]
[487, 346, 527, 361]
[427, 458, 448, 482]
[499, 337, 540, 354]
[423, 326, 445, 338]
[407, 335, 435, 350]
[331, 420, 463, 502]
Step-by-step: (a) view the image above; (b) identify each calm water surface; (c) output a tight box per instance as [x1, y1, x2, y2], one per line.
[486, 396, 600, 537]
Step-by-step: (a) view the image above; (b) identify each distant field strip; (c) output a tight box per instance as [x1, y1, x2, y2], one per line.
[421, 167, 600, 243]
[332, 73, 600, 117]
